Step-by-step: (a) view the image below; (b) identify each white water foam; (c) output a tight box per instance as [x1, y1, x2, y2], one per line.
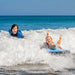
[0, 28, 75, 71]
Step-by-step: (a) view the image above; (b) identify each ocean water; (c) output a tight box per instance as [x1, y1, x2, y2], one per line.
[0, 16, 75, 31]
[0, 16, 75, 75]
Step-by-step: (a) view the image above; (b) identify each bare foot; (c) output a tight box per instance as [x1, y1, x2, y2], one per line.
[59, 34, 62, 39]
[59, 46, 63, 49]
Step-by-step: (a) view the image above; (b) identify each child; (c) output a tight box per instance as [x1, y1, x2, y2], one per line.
[41, 31, 62, 49]
[9, 24, 26, 39]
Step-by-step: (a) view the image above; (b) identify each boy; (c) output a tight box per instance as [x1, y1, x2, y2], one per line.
[9, 24, 26, 39]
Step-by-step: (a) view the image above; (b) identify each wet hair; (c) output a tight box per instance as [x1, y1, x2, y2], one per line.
[11, 24, 18, 31]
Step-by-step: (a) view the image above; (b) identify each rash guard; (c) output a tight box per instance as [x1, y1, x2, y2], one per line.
[9, 29, 24, 38]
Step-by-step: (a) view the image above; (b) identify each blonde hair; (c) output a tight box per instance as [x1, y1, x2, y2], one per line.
[46, 36, 52, 40]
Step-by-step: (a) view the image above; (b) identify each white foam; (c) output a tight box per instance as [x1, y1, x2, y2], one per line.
[0, 28, 75, 71]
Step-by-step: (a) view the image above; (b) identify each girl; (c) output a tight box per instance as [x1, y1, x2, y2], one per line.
[41, 31, 62, 49]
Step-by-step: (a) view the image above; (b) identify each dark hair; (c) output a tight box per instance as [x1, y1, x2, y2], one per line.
[11, 24, 18, 31]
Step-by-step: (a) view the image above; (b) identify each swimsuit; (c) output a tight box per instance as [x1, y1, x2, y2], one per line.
[46, 43, 56, 50]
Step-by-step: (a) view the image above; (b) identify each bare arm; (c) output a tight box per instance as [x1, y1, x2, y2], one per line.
[40, 44, 47, 49]
[47, 31, 50, 37]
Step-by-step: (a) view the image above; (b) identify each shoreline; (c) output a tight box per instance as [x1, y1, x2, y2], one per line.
[0, 63, 56, 75]
[0, 63, 75, 75]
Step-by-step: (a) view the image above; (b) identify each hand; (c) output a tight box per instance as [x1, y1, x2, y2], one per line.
[40, 46, 44, 49]
[47, 31, 50, 36]
[47, 31, 50, 34]
[40, 47, 42, 49]
[23, 37, 26, 39]
[52, 43, 56, 46]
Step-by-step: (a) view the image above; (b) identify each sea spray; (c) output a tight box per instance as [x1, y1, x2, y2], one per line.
[0, 28, 75, 71]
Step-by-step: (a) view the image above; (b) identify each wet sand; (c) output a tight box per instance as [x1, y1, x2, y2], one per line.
[0, 54, 75, 75]
[0, 63, 56, 75]
[0, 63, 75, 75]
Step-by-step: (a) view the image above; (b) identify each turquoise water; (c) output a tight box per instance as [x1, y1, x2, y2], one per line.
[0, 16, 75, 31]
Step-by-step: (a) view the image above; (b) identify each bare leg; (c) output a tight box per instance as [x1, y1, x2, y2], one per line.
[57, 35, 62, 45]
[57, 35, 63, 49]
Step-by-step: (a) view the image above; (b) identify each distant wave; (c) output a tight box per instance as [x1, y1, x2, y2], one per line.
[0, 16, 75, 21]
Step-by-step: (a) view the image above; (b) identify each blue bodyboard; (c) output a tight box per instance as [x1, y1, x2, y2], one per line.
[46, 47, 69, 53]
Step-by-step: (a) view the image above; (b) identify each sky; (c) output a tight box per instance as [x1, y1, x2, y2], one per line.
[0, 0, 75, 15]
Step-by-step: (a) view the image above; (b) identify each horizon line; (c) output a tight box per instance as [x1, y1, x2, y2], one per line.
[0, 15, 75, 16]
